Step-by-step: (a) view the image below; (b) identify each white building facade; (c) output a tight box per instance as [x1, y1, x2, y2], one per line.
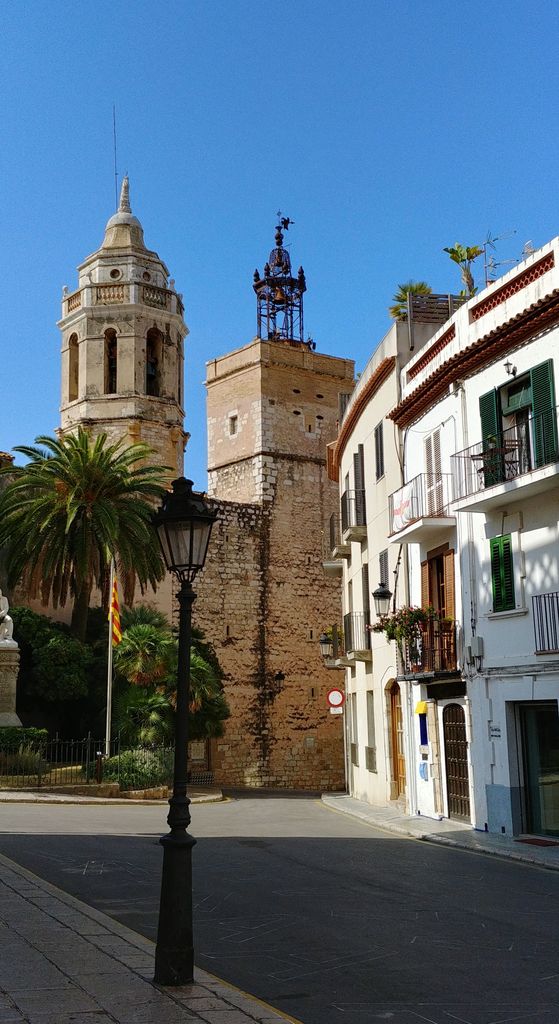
[389, 239, 559, 837]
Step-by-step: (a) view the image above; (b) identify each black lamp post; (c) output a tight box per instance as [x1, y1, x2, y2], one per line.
[372, 582, 392, 618]
[152, 478, 216, 986]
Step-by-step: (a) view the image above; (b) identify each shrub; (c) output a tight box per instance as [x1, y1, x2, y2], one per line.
[0, 744, 49, 777]
[0, 727, 48, 751]
[102, 748, 172, 791]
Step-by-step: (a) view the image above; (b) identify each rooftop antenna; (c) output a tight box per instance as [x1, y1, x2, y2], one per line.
[112, 104, 118, 211]
[522, 240, 536, 258]
[482, 229, 517, 284]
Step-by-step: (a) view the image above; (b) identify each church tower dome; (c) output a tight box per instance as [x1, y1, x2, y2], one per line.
[57, 177, 188, 480]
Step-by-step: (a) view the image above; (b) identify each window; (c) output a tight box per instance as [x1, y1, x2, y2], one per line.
[104, 329, 117, 394]
[349, 694, 359, 766]
[229, 415, 238, 436]
[424, 428, 443, 513]
[365, 690, 377, 772]
[490, 534, 515, 612]
[146, 328, 162, 397]
[374, 421, 384, 480]
[68, 333, 79, 402]
[379, 549, 389, 588]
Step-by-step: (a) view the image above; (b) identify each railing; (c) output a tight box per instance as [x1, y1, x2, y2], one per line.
[452, 406, 559, 501]
[143, 285, 171, 309]
[65, 290, 82, 313]
[344, 612, 371, 653]
[341, 489, 366, 532]
[0, 737, 210, 790]
[323, 513, 344, 557]
[95, 284, 127, 304]
[400, 619, 458, 675]
[388, 473, 454, 534]
[533, 592, 559, 653]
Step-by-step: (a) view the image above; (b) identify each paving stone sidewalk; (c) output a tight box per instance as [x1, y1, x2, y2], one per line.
[0, 852, 297, 1024]
[321, 793, 559, 870]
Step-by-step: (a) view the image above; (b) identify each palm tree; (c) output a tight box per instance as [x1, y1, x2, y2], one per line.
[0, 427, 169, 640]
[389, 281, 432, 321]
[443, 243, 484, 296]
[112, 686, 174, 746]
[115, 623, 176, 686]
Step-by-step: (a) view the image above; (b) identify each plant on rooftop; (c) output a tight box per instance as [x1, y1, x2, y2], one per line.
[389, 281, 432, 321]
[443, 243, 483, 297]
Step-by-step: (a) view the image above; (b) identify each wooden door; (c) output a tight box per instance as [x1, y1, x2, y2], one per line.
[389, 681, 406, 797]
[443, 703, 470, 821]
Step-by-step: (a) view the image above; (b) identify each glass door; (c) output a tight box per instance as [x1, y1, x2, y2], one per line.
[520, 703, 559, 837]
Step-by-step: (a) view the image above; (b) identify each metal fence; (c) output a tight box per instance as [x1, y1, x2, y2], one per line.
[0, 736, 194, 791]
[533, 592, 559, 654]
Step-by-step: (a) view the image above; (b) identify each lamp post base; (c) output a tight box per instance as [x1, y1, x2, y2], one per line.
[154, 830, 197, 986]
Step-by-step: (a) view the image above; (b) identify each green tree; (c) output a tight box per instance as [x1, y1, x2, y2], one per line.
[389, 281, 432, 321]
[115, 623, 176, 686]
[0, 428, 169, 641]
[443, 242, 483, 296]
[112, 687, 174, 746]
[10, 607, 92, 705]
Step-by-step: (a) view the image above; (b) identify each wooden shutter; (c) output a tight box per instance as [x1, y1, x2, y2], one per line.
[479, 389, 504, 485]
[421, 559, 430, 609]
[375, 422, 384, 480]
[490, 535, 515, 612]
[443, 549, 455, 620]
[379, 549, 389, 588]
[530, 359, 557, 467]
[425, 429, 443, 513]
[362, 563, 370, 620]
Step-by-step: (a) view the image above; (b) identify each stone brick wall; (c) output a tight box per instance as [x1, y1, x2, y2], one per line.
[198, 339, 354, 791]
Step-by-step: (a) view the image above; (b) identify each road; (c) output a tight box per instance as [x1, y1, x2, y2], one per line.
[1, 796, 559, 1024]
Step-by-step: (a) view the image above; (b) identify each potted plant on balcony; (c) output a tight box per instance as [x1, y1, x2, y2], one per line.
[370, 606, 435, 670]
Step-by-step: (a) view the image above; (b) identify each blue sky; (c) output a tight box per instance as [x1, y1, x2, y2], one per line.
[2, 0, 558, 489]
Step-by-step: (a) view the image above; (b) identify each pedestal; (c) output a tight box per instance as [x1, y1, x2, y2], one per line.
[0, 645, 22, 727]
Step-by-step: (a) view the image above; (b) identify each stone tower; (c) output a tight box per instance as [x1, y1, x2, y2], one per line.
[197, 219, 355, 789]
[58, 178, 188, 477]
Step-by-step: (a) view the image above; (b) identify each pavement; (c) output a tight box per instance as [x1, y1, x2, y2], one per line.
[321, 792, 559, 871]
[0, 850, 299, 1024]
[2, 788, 559, 1024]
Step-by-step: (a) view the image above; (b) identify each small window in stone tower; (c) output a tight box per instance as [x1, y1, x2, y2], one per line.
[68, 334, 79, 402]
[229, 415, 238, 436]
[146, 328, 162, 397]
[104, 329, 117, 394]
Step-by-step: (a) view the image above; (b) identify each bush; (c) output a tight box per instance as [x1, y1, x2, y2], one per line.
[0, 744, 49, 777]
[102, 748, 172, 791]
[0, 727, 48, 751]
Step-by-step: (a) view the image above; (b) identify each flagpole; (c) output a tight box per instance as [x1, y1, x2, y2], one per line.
[105, 559, 115, 757]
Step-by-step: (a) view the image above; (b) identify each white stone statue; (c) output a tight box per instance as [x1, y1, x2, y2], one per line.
[0, 591, 16, 647]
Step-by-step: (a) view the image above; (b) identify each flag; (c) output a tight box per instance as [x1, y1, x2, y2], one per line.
[109, 574, 122, 647]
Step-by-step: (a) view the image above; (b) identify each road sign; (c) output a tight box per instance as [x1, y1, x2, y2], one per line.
[327, 688, 345, 708]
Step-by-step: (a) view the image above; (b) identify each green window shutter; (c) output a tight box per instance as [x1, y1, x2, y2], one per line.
[530, 359, 558, 468]
[479, 389, 504, 485]
[490, 535, 515, 612]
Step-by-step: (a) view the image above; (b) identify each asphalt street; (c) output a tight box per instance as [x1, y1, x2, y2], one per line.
[1, 797, 559, 1024]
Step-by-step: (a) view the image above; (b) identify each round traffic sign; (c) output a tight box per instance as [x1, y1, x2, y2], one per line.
[327, 688, 345, 708]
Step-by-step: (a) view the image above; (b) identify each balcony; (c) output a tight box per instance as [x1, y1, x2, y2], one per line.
[533, 592, 559, 654]
[322, 514, 349, 575]
[388, 473, 455, 544]
[451, 406, 559, 512]
[398, 619, 458, 677]
[320, 626, 350, 668]
[343, 611, 372, 662]
[341, 489, 367, 542]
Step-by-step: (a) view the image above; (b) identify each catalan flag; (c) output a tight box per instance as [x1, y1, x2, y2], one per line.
[109, 574, 122, 647]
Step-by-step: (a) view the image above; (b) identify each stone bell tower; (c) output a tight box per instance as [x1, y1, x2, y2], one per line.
[58, 177, 188, 476]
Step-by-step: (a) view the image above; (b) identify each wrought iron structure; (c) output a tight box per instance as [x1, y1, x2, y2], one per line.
[253, 214, 311, 346]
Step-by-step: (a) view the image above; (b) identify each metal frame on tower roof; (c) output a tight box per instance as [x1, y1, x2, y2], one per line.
[253, 215, 313, 348]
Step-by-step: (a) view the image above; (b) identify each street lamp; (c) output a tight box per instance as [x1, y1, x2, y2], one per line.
[152, 477, 216, 986]
[372, 582, 392, 618]
[319, 632, 334, 659]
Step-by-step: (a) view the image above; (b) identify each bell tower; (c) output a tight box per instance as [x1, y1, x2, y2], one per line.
[58, 178, 188, 476]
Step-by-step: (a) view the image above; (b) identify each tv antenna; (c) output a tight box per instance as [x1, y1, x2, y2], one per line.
[482, 229, 517, 285]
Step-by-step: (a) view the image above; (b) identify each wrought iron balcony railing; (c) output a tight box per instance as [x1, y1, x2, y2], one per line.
[343, 612, 371, 655]
[399, 619, 458, 675]
[341, 489, 366, 533]
[388, 473, 454, 534]
[533, 592, 559, 654]
[451, 406, 559, 502]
